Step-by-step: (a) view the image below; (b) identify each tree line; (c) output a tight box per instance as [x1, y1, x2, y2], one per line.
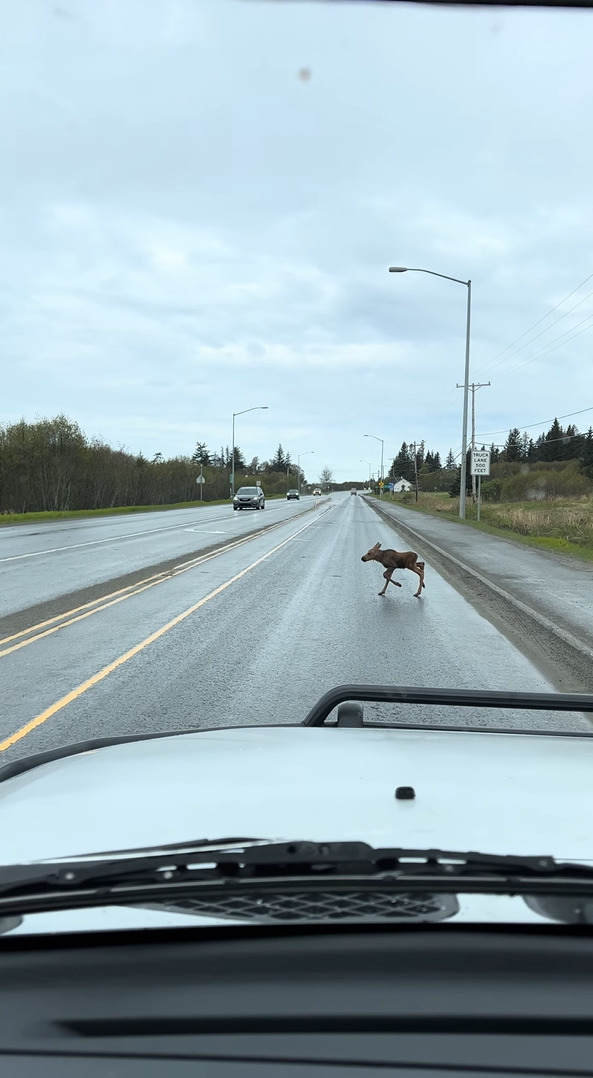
[389, 442, 443, 484]
[489, 419, 593, 466]
[0, 416, 316, 513]
[388, 420, 593, 500]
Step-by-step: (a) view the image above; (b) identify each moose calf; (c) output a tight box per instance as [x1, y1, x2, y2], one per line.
[361, 542, 425, 598]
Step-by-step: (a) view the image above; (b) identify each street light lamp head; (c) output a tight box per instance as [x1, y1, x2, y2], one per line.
[389, 267, 408, 273]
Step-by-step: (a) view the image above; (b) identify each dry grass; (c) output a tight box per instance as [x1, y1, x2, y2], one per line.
[391, 492, 456, 515]
[481, 498, 593, 546]
[386, 492, 593, 560]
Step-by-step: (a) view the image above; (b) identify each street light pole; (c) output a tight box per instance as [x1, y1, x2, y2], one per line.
[460, 280, 472, 519]
[231, 406, 268, 499]
[364, 434, 384, 497]
[297, 451, 314, 495]
[389, 266, 472, 519]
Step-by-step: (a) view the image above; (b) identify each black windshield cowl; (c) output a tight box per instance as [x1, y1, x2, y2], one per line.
[1, 842, 593, 924]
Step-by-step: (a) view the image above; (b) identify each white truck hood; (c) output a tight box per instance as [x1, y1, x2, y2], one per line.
[1, 723, 592, 933]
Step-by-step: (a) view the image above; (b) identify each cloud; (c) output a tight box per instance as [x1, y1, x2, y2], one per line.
[1, 0, 593, 476]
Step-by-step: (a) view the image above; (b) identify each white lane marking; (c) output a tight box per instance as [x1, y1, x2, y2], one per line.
[0, 505, 335, 752]
[0, 503, 296, 563]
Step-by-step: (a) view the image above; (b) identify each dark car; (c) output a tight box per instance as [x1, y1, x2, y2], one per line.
[233, 486, 265, 510]
[287, 489, 300, 500]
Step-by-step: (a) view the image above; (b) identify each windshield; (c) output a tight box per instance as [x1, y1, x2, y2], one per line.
[1, 0, 593, 932]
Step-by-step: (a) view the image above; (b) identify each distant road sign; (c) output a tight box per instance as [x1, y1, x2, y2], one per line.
[471, 451, 491, 476]
[196, 476, 205, 484]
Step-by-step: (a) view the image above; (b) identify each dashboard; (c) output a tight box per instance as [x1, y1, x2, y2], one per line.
[1, 924, 593, 1076]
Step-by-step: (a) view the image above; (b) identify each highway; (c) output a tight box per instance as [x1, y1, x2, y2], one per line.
[0, 492, 589, 766]
[0, 495, 311, 620]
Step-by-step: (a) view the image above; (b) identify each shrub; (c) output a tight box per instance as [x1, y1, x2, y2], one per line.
[501, 468, 593, 501]
[481, 478, 503, 502]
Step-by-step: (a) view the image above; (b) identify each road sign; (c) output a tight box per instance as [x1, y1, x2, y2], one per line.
[378, 480, 383, 487]
[471, 450, 490, 476]
[387, 482, 394, 491]
[196, 476, 205, 484]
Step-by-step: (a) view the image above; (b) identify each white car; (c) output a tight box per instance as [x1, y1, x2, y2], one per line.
[313, 488, 322, 496]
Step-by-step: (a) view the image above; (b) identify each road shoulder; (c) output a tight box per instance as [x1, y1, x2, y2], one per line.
[366, 498, 593, 694]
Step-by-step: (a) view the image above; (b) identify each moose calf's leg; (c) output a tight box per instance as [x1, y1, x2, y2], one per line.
[379, 568, 392, 596]
[412, 565, 424, 598]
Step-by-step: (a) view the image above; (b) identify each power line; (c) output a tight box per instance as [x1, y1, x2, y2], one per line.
[488, 431, 590, 449]
[476, 405, 593, 440]
[474, 270, 593, 377]
[477, 284, 593, 379]
[494, 311, 593, 379]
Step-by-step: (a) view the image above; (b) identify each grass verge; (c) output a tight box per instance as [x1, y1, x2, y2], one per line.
[371, 492, 593, 563]
[0, 496, 284, 526]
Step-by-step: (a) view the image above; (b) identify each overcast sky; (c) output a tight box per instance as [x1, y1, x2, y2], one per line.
[1, 0, 592, 482]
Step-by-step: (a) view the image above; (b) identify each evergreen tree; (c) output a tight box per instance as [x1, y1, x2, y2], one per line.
[502, 428, 522, 462]
[231, 446, 246, 469]
[268, 443, 287, 471]
[445, 448, 456, 470]
[565, 424, 583, 460]
[392, 442, 415, 482]
[540, 418, 563, 462]
[191, 441, 210, 465]
[582, 428, 593, 475]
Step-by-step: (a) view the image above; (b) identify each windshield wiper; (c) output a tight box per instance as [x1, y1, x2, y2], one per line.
[1, 842, 593, 920]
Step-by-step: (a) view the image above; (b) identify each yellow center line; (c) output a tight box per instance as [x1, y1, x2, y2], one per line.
[0, 574, 168, 648]
[0, 509, 314, 655]
[0, 576, 168, 659]
[0, 509, 330, 754]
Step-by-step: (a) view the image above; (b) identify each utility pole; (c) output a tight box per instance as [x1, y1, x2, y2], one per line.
[457, 381, 490, 504]
[412, 442, 419, 503]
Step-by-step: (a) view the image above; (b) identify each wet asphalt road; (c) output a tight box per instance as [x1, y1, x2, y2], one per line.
[0, 496, 311, 618]
[1, 492, 589, 765]
[375, 501, 593, 656]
